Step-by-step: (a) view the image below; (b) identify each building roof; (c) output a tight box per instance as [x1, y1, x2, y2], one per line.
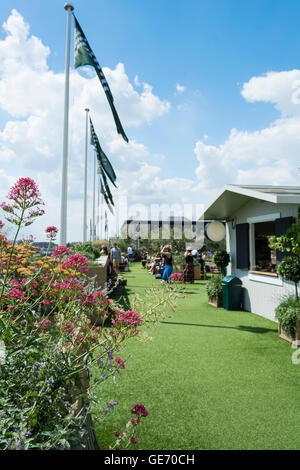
[201, 184, 300, 220]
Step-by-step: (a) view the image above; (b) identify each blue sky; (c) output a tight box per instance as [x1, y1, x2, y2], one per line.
[0, 1, 300, 241]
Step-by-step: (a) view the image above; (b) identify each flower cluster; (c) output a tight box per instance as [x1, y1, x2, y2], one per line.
[45, 226, 58, 240]
[52, 245, 70, 259]
[61, 254, 89, 272]
[169, 273, 184, 283]
[1, 177, 45, 227]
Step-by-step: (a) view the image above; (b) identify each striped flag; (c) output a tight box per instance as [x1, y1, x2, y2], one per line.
[74, 14, 129, 143]
[100, 177, 114, 215]
[90, 117, 117, 187]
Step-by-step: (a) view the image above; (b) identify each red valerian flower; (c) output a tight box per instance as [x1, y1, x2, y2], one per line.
[130, 437, 139, 444]
[52, 245, 70, 259]
[45, 226, 58, 239]
[113, 430, 120, 437]
[131, 404, 149, 417]
[61, 254, 89, 272]
[0, 220, 5, 230]
[114, 356, 125, 369]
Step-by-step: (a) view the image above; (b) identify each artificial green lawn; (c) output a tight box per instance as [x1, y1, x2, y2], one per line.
[92, 263, 300, 450]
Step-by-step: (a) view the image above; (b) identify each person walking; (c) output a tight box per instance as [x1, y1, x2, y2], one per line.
[183, 249, 194, 283]
[110, 242, 121, 275]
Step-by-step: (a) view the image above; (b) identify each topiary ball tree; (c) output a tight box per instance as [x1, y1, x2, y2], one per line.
[213, 250, 230, 277]
[277, 255, 300, 300]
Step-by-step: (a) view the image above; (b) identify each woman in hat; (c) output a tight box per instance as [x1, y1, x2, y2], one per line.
[183, 249, 194, 283]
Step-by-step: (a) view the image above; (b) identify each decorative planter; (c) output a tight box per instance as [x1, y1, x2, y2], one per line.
[86, 265, 107, 289]
[208, 296, 223, 308]
[278, 319, 300, 347]
[194, 265, 201, 280]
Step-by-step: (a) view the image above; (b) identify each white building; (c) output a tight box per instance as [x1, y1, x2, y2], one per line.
[202, 184, 300, 321]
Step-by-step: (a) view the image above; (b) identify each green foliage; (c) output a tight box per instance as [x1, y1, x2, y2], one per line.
[213, 250, 230, 269]
[275, 295, 300, 340]
[173, 253, 187, 267]
[70, 242, 101, 261]
[277, 256, 300, 284]
[206, 275, 223, 301]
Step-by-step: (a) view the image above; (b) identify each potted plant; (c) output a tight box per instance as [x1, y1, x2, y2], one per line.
[275, 295, 300, 345]
[206, 275, 223, 307]
[213, 250, 230, 277]
[269, 222, 300, 345]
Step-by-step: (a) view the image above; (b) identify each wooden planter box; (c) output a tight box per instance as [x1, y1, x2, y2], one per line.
[86, 265, 107, 289]
[278, 319, 300, 347]
[208, 296, 223, 308]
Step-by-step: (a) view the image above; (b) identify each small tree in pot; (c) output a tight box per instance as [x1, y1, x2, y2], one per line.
[213, 250, 230, 277]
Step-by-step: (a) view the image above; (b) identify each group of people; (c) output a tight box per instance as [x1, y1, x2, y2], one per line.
[143, 245, 208, 283]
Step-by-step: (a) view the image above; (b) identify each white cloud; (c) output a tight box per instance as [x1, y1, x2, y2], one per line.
[0, 10, 189, 241]
[175, 82, 186, 94]
[194, 69, 300, 197]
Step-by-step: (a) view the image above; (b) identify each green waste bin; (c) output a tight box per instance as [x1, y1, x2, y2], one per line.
[221, 275, 242, 310]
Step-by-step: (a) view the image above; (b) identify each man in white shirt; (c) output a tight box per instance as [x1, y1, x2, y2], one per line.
[127, 246, 133, 261]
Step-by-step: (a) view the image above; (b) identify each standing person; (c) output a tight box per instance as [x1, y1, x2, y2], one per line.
[127, 245, 133, 261]
[110, 243, 121, 275]
[183, 249, 194, 283]
[161, 245, 174, 283]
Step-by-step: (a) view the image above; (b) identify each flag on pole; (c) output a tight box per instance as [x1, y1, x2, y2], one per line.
[100, 177, 114, 215]
[90, 117, 117, 187]
[74, 15, 129, 143]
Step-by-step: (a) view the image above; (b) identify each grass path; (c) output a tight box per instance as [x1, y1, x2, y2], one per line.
[93, 263, 300, 450]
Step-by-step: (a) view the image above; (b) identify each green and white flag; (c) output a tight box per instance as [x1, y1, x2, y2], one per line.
[90, 117, 117, 188]
[100, 176, 114, 215]
[74, 14, 129, 143]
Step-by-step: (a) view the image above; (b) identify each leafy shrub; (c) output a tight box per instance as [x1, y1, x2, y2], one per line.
[277, 256, 300, 300]
[173, 253, 187, 267]
[70, 242, 101, 261]
[275, 295, 300, 340]
[213, 250, 230, 269]
[206, 275, 223, 301]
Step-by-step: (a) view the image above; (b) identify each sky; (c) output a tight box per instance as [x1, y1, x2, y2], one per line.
[1, 0, 300, 241]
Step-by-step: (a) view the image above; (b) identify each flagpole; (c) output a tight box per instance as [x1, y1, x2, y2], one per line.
[83, 108, 89, 242]
[60, 3, 74, 246]
[100, 193, 104, 241]
[92, 148, 96, 241]
[97, 175, 100, 240]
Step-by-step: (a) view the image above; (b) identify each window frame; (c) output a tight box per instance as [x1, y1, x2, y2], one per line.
[247, 212, 281, 273]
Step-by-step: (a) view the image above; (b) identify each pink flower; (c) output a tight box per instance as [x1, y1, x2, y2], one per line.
[113, 430, 120, 436]
[114, 357, 125, 369]
[81, 293, 96, 306]
[53, 245, 70, 259]
[42, 299, 52, 305]
[130, 437, 139, 444]
[2, 178, 45, 226]
[131, 404, 149, 417]
[0, 220, 4, 230]
[169, 273, 184, 282]
[6, 288, 25, 300]
[131, 418, 140, 426]
[112, 311, 144, 328]
[61, 254, 89, 271]
[45, 226, 58, 239]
